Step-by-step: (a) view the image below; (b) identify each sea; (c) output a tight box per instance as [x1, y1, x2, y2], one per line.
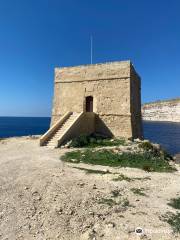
[0, 117, 180, 155]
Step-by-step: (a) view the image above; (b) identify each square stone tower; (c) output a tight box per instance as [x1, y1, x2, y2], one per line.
[51, 60, 143, 139]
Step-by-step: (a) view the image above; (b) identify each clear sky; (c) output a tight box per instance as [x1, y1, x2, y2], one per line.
[0, 0, 180, 117]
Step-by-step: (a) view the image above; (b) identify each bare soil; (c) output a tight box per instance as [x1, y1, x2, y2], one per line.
[0, 137, 180, 240]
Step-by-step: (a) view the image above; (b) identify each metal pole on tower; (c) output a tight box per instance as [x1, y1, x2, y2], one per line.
[91, 35, 93, 64]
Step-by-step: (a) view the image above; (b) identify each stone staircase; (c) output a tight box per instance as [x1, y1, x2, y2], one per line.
[40, 112, 81, 148]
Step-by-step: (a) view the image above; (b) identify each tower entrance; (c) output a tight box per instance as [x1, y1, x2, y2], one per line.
[86, 96, 93, 112]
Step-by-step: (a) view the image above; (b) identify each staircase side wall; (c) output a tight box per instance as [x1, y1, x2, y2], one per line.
[40, 112, 71, 146]
[58, 113, 95, 146]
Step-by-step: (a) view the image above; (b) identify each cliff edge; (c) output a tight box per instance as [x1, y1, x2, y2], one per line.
[142, 98, 180, 122]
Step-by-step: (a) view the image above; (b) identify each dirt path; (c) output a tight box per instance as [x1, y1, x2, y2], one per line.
[0, 137, 180, 240]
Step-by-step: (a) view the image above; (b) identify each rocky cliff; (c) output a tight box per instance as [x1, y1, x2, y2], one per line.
[142, 98, 180, 122]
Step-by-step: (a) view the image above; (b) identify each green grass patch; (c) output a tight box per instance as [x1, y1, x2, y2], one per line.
[131, 187, 147, 196]
[138, 141, 173, 160]
[61, 149, 176, 172]
[168, 197, 180, 210]
[68, 134, 126, 148]
[98, 197, 130, 208]
[112, 174, 151, 182]
[161, 212, 180, 233]
[134, 176, 151, 181]
[98, 198, 116, 206]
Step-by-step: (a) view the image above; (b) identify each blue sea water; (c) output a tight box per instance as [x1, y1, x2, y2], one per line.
[0, 117, 179, 155]
[0, 117, 51, 138]
[143, 121, 180, 155]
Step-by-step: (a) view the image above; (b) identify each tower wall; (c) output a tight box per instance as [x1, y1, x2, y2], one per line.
[130, 65, 143, 139]
[51, 61, 143, 139]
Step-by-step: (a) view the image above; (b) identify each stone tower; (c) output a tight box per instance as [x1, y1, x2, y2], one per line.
[40, 60, 143, 147]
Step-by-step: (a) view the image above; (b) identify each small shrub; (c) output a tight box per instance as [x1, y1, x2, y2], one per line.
[139, 141, 154, 151]
[131, 188, 147, 196]
[68, 134, 126, 148]
[89, 137, 97, 145]
[139, 141, 161, 159]
[168, 197, 180, 210]
[142, 165, 153, 172]
[139, 141, 173, 161]
[162, 150, 173, 160]
[134, 176, 151, 181]
[98, 198, 116, 206]
[111, 189, 121, 198]
[112, 174, 133, 182]
[113, 175, 151, 182]
[121, 198, 130, 207]
[161, 212, 180, 233]
[98, 197, 130, 208]
[69, 134, 89, 147]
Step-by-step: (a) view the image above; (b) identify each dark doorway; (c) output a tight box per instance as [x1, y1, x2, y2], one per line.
[86, 96, 93, 112]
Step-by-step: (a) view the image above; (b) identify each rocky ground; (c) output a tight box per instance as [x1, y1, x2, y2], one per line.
[0, 137, 180, 240]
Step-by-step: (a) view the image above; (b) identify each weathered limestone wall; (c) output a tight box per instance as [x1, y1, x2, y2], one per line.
[142, 99, 180, 122]
[95, 115, 132, 138]
[51, 61, 142, 139]
[130, 65, 143, 138]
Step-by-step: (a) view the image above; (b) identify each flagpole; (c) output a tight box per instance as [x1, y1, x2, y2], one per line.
[91, 35, 93, 64]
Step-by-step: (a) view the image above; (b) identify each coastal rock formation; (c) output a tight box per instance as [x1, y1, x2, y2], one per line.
[142, 98, 180, 122]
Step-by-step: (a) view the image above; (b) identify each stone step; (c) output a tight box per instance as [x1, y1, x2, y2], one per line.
[54, 131, 64, 135]
[47, 140, 57, 143]
[47, 142, 56, 145]
[44, 112, 79, 147]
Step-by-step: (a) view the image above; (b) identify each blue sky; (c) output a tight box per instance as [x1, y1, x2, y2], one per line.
[0, 0, 180, 117]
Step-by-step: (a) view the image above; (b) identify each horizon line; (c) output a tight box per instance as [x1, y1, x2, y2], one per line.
[0, 116, 51, 118]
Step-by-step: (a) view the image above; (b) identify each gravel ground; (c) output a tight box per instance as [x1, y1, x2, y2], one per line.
[0, 137, 180, 240]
